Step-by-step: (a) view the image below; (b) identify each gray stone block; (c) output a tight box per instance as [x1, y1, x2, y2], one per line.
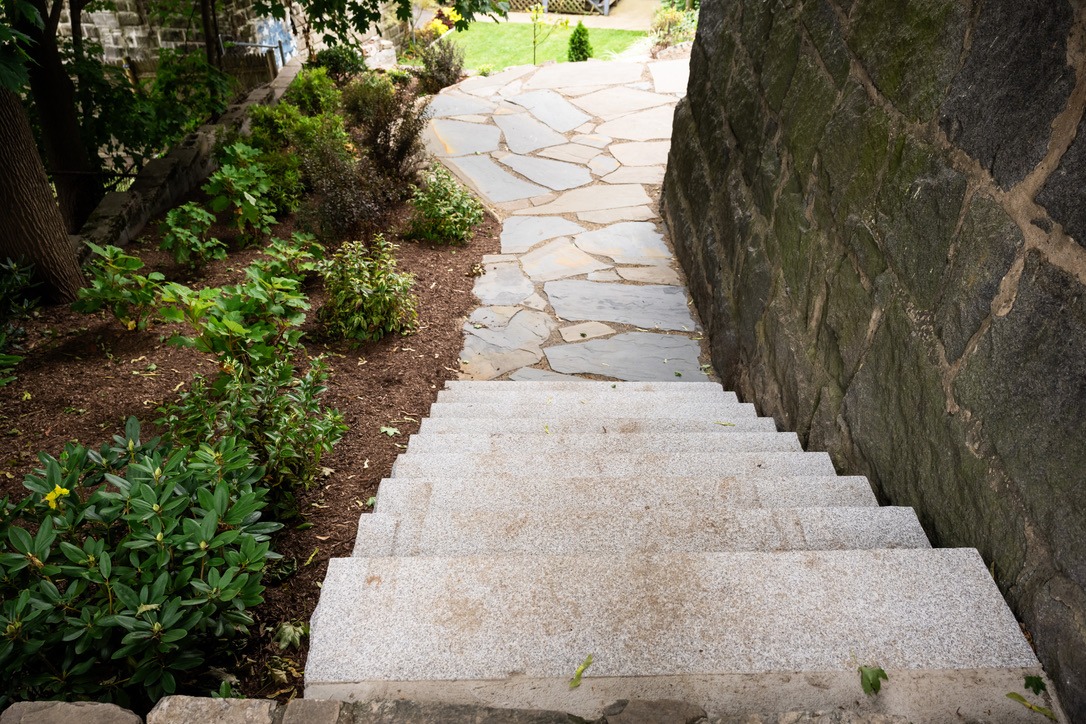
[436, 387, 738, 404]
[351, 506, 930, 556]
[602, 699, 706, 724]
[403, 432, 801, 455]
[147, 695, 279, 724]
[1, 702, 140, 724]
[281, 698, 343, 724]
[341, 698, 586, 723]
[425, 401, 758, 419]
[417, 416, 777, 435]
[390, 450, 838, 478]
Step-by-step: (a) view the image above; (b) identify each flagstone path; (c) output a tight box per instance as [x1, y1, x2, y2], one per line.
[422, 56, 711, 382]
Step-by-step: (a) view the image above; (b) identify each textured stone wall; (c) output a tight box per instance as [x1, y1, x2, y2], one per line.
[661, 0, 1086, 717]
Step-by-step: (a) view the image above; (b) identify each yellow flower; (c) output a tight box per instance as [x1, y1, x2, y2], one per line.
[43, 484, 70, 510]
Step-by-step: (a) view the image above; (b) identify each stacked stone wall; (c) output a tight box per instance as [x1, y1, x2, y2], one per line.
[661, 0, 1086, 717]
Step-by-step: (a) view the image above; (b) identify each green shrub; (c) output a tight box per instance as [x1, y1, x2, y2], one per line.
[283, 67, 341, 116]
[254, 233, 326, 280]
[300, 150, 389, 242]
[0, 332, 20, 388]
[567, 21, 592, 62]
[386, 68, 412, 85]
[257, 151, 305, 215]
[408, 165, 484, 244]
[476, 63, 494, 77]
[318, 235, 418, 343]
[417, 37, 465, 94]
[0, 258, 37, 387]
[0, 418, 279, 708]
[159, 356, 347, 517]
[73, 244, 164, 331]
[312, 44, 366, 84]
[342, 73, 430, 184]
[651, 6, 697, 47]
[159, 203, 227, 270]
[203, 143, 277, 241]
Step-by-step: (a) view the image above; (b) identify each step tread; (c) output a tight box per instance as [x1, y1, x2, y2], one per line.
[419, 417, 778, 434]
[351, 506, 930, 556]
[427, 402, 760, 419]
[405, 432, 803, 454]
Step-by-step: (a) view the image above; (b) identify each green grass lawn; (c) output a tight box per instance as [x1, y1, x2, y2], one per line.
[446, 22, 646, 71]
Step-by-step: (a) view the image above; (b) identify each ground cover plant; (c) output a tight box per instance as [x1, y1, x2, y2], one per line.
[448, 22, 645, 70]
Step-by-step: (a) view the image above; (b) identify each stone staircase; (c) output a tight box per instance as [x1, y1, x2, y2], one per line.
[306, 381, 1057, 721]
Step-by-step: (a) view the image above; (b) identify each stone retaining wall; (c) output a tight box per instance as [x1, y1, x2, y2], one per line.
[661, 0, 1086, 718]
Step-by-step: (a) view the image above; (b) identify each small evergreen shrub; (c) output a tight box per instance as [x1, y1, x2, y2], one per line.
[342, 73, 430, 184]
[567, 21, 592, 62]
[408, 165, 483, 244]
[73, 244, 164, 331]
[318, 235, 418, 343]
[159, 203, 227, 270]
[417, 38, 465, 94]
[312, 44, 366, 83]
[282, 67, 341, 116]
[0, 419, 279, 707]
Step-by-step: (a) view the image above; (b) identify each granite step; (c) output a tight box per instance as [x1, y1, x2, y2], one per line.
[445, 380, 726, 392]
[350, 506, 930, 556]
[436, 387, 738, 404]
[391, 450, 838, 478]
[305, 549, 1041, 719]
[403, 431, 804, 455]
[369, 476, 880, 516]
[418, 415, 778, 435]
[427, 401, 759, 418]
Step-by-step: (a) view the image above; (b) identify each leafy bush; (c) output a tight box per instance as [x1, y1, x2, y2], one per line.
[342, 73, 430, 184]
[651, 6, 697, 47]
[73, 244, 164, 331]
[476, 63, 494, 77]
[386, 68, 412, 86]
[0, 419, 279, 707]
[257, 151, 305, 215]
[159, 203, 227, 270]
[568, 21, 593, 62]
[0, 332, 20, 388]
[0, 258, 38, 386]
[318, 235, 418, 343]
[203, 143, 277, 241]
[246, 104, 353, 191]
[312, 44, 366, 84]
[255, 233, 326, 280]
[408, 165, 484, 244]
[283, 67, 341, 116]
[417, 37, 465, 94]
[300, 150, 388, 242]
[159, 356, 347, 516]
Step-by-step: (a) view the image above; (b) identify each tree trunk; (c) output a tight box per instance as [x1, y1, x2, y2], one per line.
[200, 0, 223, 69]
[0, 88, 86, 303]
[21, 4, 105, 233]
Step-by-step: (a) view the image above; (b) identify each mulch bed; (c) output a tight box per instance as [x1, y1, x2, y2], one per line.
[0, 197, 500, 701]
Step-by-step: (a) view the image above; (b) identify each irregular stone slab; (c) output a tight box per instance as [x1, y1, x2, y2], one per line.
[508, 367, 584, 381]
[482, 254, 517, 263]
[597, 105, 675, 141]
[459, 334, 541, 380]
[560, 321, 615, 342]
[602, 166, 666, 185]
[465, 307, 555, 350]
[499, 154, 592, 191]
[472, 262, 535, 305]
[572, 133, 612, 148]
[610, 140, 672, 166]
[617, 265, 682, 285]
[500, 216, 586, 253]
[649, 58, 691, 94]
[544, 280, 697, 330]
[497, 80, 525, 98]
[515, 184, 651, 215]
[507, 90, 591, 132]
[522, 292, 548, 310]
[450, 114, 490, 123]
[428, 119, 502, 156]
[576, 122, 596, 133]
[565, 85, 609, 96]
[458, 64, 535, 96]
[445, 156, 547, 202]
[148, 697, 279, 724]
[494, 114, 566, 154]
[588, 270, 621, 281]
[537, 143, 601, 164]
[573, 222, 672, 264]
[578, 206, 659, 223]
[545, 332, 707, 380]
[3, 701, 141, 724]
[524, 61, 645, 90]
[427, 93, 496, 118]
[570, 87, 676, 119]
[521, 238, 612, 281]
[588, 155, 620, 175]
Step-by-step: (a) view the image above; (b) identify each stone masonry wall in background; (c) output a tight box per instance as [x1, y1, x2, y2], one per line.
[661, 0, 1086, 717]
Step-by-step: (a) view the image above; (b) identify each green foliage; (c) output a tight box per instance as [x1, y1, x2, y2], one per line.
[147, 49, 234, 143]
[272, 620, 309, 650]
[159, 203, 227, 271]
[1007, 676, 1057, 721]
[386, 68, 412, 85]
[528, 3, 568, 64]
[73, 244, 164, 331]
[255, 233, 326, 280]
[417, 37, 465, 94]
[858, 665, 888, 696]
[0, 332, 20, 388]
[342, 73, 430, 184]
[246, 103, 353, 183]
[567, 21, 592, 62]
[283, 67, 341, 116]
[301, 151, 388, 242]
[409, 165, 484, 244]
[312, 44, 366, 83]
[318, 235, 418, 343]
[0, 258, 37, 388]
[476, 63, 494, 77]
[0, 418, 279, 708]
[257, 151, 305, 216]
[569, 653, 592, 689]
[158, 356, 347, 516]
[651, 6, 697, 47]
[203, 143, 277, 241]
[1025, 676, 1047, 696]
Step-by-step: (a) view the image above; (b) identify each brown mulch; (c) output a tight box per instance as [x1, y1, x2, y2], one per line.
[0, 200, 500, 700]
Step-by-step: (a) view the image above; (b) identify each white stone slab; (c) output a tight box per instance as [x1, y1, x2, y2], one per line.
[427, 119, 502, 156]
[458, 64, 535, 96]
[524, 61, 645, 90]
[508, 367, 584, 381]
[617, 265, 682, 285]
[536, 143, 601, 164]
[569, 87, 676, 120]
[507, 90, 591, 132]
[427, 93, 496, 118]
[577, 206, 659, 223]
[588, 155, 620, 176]
[560, 321, 615, 342]
[649, 59, 690, 94]
[514, 185, 651, 215]
[587, 270, 621, 281]
[494, 114, 567, 154]
[521, 238, 611, 282]
[572, 133, 612, 148]
[545, 332, 707, 380]
[596, 105, 675, 141]
[499, 154, 592, 191]
[602, 166, 666, 185]
[610, 140, 672, 166]
[545, 280, 697, 330]
[500, 216, 586, 254]
[445, 155, 547, 202]
[472, 262, 535, 305]
[573, 222, 672, 264]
